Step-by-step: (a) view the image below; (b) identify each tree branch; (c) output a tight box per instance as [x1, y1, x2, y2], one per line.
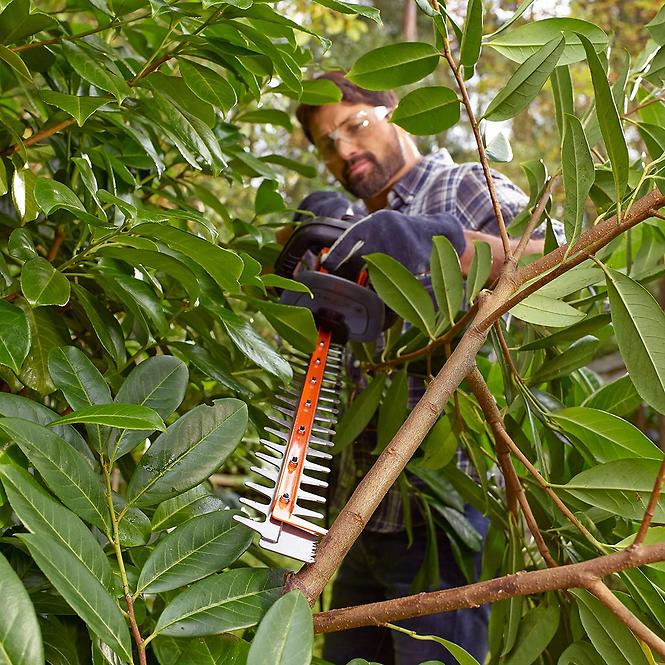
[312, 542, 665, 634]
[512, 176, 558, 263]
[633, 456, 665, 546]
[467, 368, 557, 568]
[0, 119, 75, 157]
[587, 579, 665, 659]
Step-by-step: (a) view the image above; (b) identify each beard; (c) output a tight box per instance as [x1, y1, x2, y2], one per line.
[340, 132, 405, 199]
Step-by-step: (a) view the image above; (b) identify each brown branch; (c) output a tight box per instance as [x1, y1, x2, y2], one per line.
[312, 542, 665, 634]
[47, 227, 65, 262]
[0, 118, 75, 157]
[494, 321, 519, 380]
[125, 592, 147, 665]
[467, 368, 557, 568]
[587, 579, 665, 659]
[624, 92, 665, 117]
[633, 457, 665, 546]
[441, 40, 511, 260]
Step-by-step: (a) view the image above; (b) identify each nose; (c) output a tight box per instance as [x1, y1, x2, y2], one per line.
[334, 137, 360, 161]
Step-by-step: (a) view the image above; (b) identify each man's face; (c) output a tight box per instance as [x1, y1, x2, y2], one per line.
[309, 102, 405, 200]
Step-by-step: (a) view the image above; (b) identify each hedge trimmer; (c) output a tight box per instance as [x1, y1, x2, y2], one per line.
[235, 218, 387, 563]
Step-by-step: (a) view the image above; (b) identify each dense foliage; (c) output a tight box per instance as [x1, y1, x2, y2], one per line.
[0, 0, 664, 664]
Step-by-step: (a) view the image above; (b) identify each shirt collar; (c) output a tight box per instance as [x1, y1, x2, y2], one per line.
[387, 149, 454, 209]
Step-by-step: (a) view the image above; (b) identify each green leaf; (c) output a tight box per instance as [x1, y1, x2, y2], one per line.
[484, 35, 565, 121]
[299, 78, 343, 105]
[41, 617, 83, 665]
[126, 399, 248, 507]
[510, 293, 586, 327]
[9, 228, 37, 262]
[563, 459, 665, 521]
[647, 6, 665, 45]
[152, 485, 226, 532]
[12, 168, 39, 223]
[431, 235, 464, 330]
[174, 635, 249, 665]
[518, 313, 609, 350]
[467, 241, 492, 304]
[33, 179, 87, 220]
[62, 41, 130, 102]
[484, 128, 513, 162]
[255, 179, 286, 215]
[247, 591, 313, 665]
[528, 335, 599, 384]
[333, 374, 386, 454]
[0, 0, 55, 45]
[606, 268, 665, 414]
[485, 18, 608, 65]
[0, 43, 31, 80]
[391, 87, 460, 135]
[20, 257, 70, 307]
[365, 253, 436, 338]
[238, 109, 292, 131]
[19, 532, 132, 663]
[311, 0, 381, 24]
[0, 551, 44, 665]
[347, 43, 440, 90]
[459, 0, 483, 70]
[486, 0, 536, 39]
[137, 510, 252, 593]
[582, 374, 642, 418]
[71, 284, 126, 368]
[133, 223, 242, 294]
[551, 65, 574, 139]
[112, 493, 151, 548]
[503, 601, 560, 665]
[571, 589, 650, 665]
[0, 463, 114, 590]
[0, 158, 7, 197]
[550, 407, 662, 463]
[558, 642, 605, 665]
[0, 418, 110, 532]
[217, 308, 292, 383]
[408, 461, 464, 511]
[178, 59, 237, 113]
[40, 91, 109, 127]
[537, 263, 603, 299]
[578, 34, 628, 199]
[153, 568, 282, 637]
[110, 356, 188, 461]
[0, 301, 30, 374]
[259, 301, 317, 354]
[51, 404, 165, 430]
[375, 370, 408, 453]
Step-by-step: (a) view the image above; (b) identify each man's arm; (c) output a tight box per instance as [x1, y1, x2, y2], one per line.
[460, 230, 545, 281]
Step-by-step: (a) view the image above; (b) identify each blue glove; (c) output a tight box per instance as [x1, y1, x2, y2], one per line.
[293, 191, 356, 222]
[321, 209, 466, 275]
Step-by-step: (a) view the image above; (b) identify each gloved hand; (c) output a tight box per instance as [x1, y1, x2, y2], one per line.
[293, 191, 356, 222]
[321, 209, 466, 275]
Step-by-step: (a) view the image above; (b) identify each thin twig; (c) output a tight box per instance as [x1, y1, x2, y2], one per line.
[1, 119, 75, 157]
[47, 227, 65, 262]
[587, 579, 665, 659]
[512, 176, 558, 263]
[441, 39, 511, 260]
[467, 368, 558, 567]
[623, 92, 665, 117]
[633, 457, 665, 546]
[494, 321, 519, 380]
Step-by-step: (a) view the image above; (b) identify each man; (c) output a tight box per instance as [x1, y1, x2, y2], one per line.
[293, 71, 551, 665]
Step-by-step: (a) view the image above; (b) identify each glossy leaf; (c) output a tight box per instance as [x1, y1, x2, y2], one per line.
[238, 109, 292, 131]
[300, 78, 343, 105]
[551, 65, 574, 139]
[579, 34, 628, 198]
[0, 463, 114, 589]
[563, 459, 665, 521]
[12, 168, 39, 223]
[178, 59, 237, 112]
[40, 91, 109, 127]
[19, 533, 132, 663]
[375, 370, 408, 453]
[510, 293, 586, 327]
[312, 0, 381, 24]
[137, 510, 251, 593]
[151, 485, 226, 532]
[484, 35, 564, 121]
[537, 263, 603, 299]
[571, 589, 650, 665]
[20, 258, 70, 307]
[112, 493, 151, 548]
[0, 301, 30, 374]
[0, 43, 31, 80]
[528, 336, 599, 384]
[558, 642, 605, 665]
[467, 240, 492, 304]
[153, 568, 282, 637]
[485, 18, 608, 65]
[391, 87, 460, 135]
[365, 253, 436, 338]
[606, 268, 665, 413]
[110, 355, 188, 460]
[126, 399, 248, 507]
[247, 591, 313, 665]
[0, 551, 44, 665]
[582, 374, 642, 417]
[459, 0, 483, 70]
[0, 418, 110, 531]
[51, 404, 165, 430]
[333, 374, 386, 454]
[347, 43, 440, 90]
[647, 6, 665, 45]
[258, 301, 317, 354]
[503, 601, 560, 665]
[133, 223, 242, 294]
[550, 407, 662, 463]
[174, 635, 249, 665]
[431, 235, 464, 330]
[0, 0, 56, 45]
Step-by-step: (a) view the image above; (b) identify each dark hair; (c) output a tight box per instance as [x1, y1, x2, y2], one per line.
[296, 71, 398, 143]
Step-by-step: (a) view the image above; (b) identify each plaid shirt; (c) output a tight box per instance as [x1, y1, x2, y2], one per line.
[335, 151, 539, 533]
